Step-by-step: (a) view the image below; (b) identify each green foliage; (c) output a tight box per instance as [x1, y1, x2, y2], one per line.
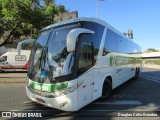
[0, 0, 67, 46]
[147, 48, 158, 52]
[157, 59, 160, 65]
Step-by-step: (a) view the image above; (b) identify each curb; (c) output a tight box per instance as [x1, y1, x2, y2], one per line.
[0, 80, 25, 84]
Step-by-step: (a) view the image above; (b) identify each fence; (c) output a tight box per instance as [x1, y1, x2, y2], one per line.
[142, 58, 160, 69]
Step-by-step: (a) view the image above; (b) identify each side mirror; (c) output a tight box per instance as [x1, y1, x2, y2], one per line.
[66, 28, 94, 52]
[17, 39, 36, 55]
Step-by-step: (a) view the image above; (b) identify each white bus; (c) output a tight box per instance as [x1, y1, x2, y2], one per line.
[17, 17, 141, 111]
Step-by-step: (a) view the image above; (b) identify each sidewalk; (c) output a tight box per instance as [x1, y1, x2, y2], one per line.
[142, 64, 160, 69]
[0, 72, 26, 84]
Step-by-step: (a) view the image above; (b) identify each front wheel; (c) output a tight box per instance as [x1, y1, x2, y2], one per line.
[101, 79, 112, 100]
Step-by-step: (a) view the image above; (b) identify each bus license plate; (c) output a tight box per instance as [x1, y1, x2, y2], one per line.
[36, 98, 45, 103]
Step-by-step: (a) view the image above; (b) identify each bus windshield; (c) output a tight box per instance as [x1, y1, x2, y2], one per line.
[28, 25, 79, 83]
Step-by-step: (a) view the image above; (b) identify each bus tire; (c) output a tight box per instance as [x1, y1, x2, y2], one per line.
[134, 68, 139, 80]
[101, 79, 112, 100]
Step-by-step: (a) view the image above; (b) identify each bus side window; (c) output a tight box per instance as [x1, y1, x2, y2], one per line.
[78, 42, 93, 75]
[0, 56, 7, 62]
[103, 29, 118, 55]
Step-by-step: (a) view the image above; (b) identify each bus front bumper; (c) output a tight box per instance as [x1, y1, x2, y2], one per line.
[26, 86, 79, 111]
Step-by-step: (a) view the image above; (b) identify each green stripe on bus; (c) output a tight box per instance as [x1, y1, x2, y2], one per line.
[29, 79, 68, 92]
[110, 55, 114, 66]
[110, 55, 141, 66]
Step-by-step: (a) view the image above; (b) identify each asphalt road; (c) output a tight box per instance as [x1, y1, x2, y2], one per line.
[0, 68, 160, 120]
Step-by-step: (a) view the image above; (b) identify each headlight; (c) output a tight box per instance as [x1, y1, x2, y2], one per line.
[61, 85, 77, 94]
[54, 81, 83, 96]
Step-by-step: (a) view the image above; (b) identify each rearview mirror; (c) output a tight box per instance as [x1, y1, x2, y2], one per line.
[66, 28, 94, 52]
[17, 39, 36, 55]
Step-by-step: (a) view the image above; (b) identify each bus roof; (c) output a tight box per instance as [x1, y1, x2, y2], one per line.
[42, 17, 140, 48]
[42, 17, 106, 31]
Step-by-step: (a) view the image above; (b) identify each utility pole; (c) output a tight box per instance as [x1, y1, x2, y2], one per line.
[96, 0, 98, 18]
[96, 0, 105, 18]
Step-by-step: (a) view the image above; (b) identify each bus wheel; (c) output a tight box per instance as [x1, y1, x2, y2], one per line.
[134, 68, 139, 79]
[101, 79, 112, 100]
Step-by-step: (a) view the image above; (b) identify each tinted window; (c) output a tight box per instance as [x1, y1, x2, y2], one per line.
[103, 29, 118, 54]
[131, 42, 138, 53]
[0, 56, 7, 62]
[126, 39, 132, 53]
[77, 39, 94, 75]
[103, 29, 141, 54]
[82, 22, 105, 63]
[117, 35, 131, 53]
[79, 42, 93, 68]
[137, 45, 142, 53]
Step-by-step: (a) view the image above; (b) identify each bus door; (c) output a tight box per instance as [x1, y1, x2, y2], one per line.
[77, 41, 94, 107]
[93, 70, 99, 100]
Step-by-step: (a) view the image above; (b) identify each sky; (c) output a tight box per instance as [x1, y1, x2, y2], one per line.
[55, 0, 160, 51]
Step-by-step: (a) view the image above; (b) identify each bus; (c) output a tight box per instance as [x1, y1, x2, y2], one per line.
[17, 17, 141, 111]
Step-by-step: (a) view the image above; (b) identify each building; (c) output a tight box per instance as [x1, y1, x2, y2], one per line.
[142, 52, 160, 59]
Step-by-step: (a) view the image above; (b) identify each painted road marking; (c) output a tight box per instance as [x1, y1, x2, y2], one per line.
[94, 100, 142, 105]
[24, 101, 32, 104]
[153, 75, 160, 78]
[145, 76, 160, 80]
[140, 76, 160, 83]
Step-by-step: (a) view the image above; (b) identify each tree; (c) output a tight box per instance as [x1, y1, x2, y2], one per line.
[0, 0, 66, 47]
[147, 48, 158, 52]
